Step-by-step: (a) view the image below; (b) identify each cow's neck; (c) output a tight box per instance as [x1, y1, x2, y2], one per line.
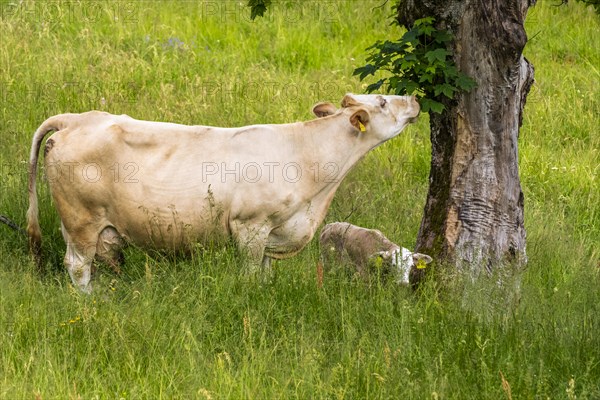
[302, 112, 383, 188]
[296, 113, 386, 218]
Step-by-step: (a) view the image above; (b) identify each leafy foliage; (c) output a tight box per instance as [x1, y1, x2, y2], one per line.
[248, 0, 272, 20]
[570, 0, 600, 13]
[354, 17, 477, 113]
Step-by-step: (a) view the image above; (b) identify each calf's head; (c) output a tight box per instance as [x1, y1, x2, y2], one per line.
[369, 249, 433, 285]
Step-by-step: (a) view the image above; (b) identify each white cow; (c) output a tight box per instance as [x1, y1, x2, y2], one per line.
[27, 94, 420, 292]
[320, 222, 432, 285]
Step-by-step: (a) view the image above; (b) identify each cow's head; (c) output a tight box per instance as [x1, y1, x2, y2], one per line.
[369, 248, 432, 285]
[312, 93, 420, 141]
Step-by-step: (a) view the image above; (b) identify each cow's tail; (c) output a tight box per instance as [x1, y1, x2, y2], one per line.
[26, 115, 70, 267]
[0, 214, 26, 236]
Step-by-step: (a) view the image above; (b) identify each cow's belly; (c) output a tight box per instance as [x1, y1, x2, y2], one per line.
[102, 186, 231, 251]
[111, 207, 226, 251]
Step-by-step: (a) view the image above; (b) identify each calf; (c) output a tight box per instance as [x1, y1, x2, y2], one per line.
[319, 222, 432, 285]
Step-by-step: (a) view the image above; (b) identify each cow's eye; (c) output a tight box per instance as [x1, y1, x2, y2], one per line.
[379, 97, 387, 108]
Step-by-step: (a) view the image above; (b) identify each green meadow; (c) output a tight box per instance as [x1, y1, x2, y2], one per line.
[0, 1, 598, 398]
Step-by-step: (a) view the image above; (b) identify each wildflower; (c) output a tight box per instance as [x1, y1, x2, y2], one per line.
[316, 261, 323, 288]
[198, 387, 214, 399]
[566, 377, 576, 400]
[243, 313, 251, 339]
[499, 370, 512, 400]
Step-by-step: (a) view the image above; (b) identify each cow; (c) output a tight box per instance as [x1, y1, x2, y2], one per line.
[319, 222, 432, 285]
[27, 93, 420, 292]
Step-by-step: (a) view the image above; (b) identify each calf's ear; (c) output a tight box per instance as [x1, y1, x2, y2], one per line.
[349, 108, 370, 132]
[412, 253, 433, 268]
[374, 250, 393, 260]
[368, 251, 393, 268]
[312, 102, 337, 118]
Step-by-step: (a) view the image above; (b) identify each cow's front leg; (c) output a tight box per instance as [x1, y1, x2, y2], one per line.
[95, 226, 125, 275]
[231, 221, 271, 274]
[261, 255, 272, 270]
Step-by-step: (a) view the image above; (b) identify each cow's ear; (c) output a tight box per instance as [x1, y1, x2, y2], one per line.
[349, 108, 370, 132]
[312, 102, 337, 118]
[341, 93, 360, 108]
[412, 253, 433, 269]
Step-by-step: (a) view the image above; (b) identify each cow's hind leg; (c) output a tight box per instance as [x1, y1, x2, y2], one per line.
[95, 226, 125, 274]
[61, 223, 97, 294]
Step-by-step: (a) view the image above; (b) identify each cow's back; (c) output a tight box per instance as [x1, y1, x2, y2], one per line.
[42, 112, 232, 250]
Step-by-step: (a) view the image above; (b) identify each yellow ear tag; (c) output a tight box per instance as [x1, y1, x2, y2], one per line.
[416, 259, 427, 269]
[358, 121, 366, 132]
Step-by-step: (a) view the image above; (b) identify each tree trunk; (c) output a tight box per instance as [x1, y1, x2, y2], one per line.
[397, 0, 536, 281]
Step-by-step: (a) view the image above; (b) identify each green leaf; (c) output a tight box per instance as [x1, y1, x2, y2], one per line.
[400, 59, 416, 70]
[248, 0, 272, 20]
[381, 41, 403, 54]
[455, 74, 478, 91]
[443, 65, 459, 78]
[419, 25, 435, 37]
[393, 80, 407, 94]
[413, 17, 435, 27]
[366, 80, 384, 93]
[353, 64, 377, 79]
[432, 30, 453, 44]
[405, 80, 420, 95]
[420, 98, 445, 114]
[401, 29, 420, 46]
[419, 73, 434, 84]
[434, 83, 457, 99]
[425, 48, 449, 63]
[365, 40, 384, 51]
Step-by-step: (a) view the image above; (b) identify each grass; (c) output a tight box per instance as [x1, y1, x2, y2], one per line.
[0, 0, 599, 398]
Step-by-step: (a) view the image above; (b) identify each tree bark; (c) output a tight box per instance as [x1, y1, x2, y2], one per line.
[397, 0, 536, 281]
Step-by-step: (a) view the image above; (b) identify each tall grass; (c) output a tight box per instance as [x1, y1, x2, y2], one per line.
[1, 1, 598, 398]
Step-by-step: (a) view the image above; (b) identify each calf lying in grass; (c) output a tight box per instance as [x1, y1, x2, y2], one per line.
[319, 222, 432, 285]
